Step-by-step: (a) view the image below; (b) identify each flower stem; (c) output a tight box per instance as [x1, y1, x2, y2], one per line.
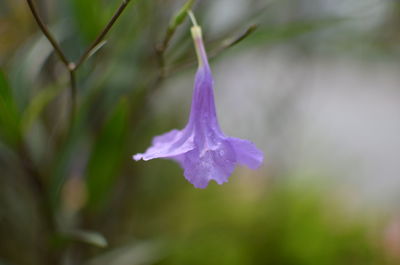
[187, 10, 199, 27]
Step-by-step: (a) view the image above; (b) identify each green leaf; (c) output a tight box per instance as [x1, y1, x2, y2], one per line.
[86, 98, 129, 210]
[21, 83, 64, 133]
[0, 70, 21, 144]
[70, 0, 109, 42]
[9, 22, 69, 109]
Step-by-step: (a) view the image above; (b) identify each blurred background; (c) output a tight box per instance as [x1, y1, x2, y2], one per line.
[1, 0, 400, 264]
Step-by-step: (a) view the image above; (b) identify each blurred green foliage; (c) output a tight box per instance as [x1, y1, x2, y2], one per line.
[0, 0, 399, 265]
[86, 98, 129, 210]
[0, 70, 21, 145]
[152, 184, 381, 265]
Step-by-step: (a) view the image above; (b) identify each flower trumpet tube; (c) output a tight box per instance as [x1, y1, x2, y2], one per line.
[133, 21, 264, 188]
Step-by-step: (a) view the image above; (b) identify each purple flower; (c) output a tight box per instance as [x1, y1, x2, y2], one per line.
[133, 25, 264, 188]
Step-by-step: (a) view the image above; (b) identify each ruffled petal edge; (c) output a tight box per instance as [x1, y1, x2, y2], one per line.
[228, 137, 264, 169]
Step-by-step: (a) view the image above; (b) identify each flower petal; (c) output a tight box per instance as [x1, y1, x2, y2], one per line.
[133, 129, 194, 161]
[152, 129, 180, 145]
[182, 140, 236, 188]
[133, 23, 265, 188]
[228, 137, 264, 169]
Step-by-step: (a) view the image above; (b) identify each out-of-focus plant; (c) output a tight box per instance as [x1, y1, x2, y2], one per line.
[26, 0, 133, 124]
[0, 0, 397, 265]
[0, 0, 261, 264]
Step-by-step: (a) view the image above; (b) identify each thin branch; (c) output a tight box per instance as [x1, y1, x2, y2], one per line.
[211, 24, 258, 55]
[26, 0, 133, 130]
[26, 0, 70, 68]
[69, 68, 77, 125]
[24, 1, 63, 232]
[26, 0, 77, 128]
[75, 0, 132, 69]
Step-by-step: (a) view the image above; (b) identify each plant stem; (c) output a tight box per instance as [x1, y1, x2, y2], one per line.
[218, 24, 258, 50]
[26, 0, 133, 126]
[166, 24, 258, 76]
[68, 67, 77, 126]
[26, 0, 69, 68]
[75, 0, 132, 69]
[26, 0, 77, 128]
[24, 1, 134, 261]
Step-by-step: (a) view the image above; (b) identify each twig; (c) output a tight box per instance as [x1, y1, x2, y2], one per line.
[74, 0, 132, 69]
[26, 0, 69, 67]
[26, 0, 77, 127]
[26, 0, 133, 126]
[219, 24, 258, 50]
[24, 1, 134, 261]
[69, 68, 77, 125]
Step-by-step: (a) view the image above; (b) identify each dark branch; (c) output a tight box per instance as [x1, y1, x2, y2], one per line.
[69, 69, 77, 126]
[214, 24, 258, 53]
[75, 0, 132, 69]
[26, 0, 70, 68]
